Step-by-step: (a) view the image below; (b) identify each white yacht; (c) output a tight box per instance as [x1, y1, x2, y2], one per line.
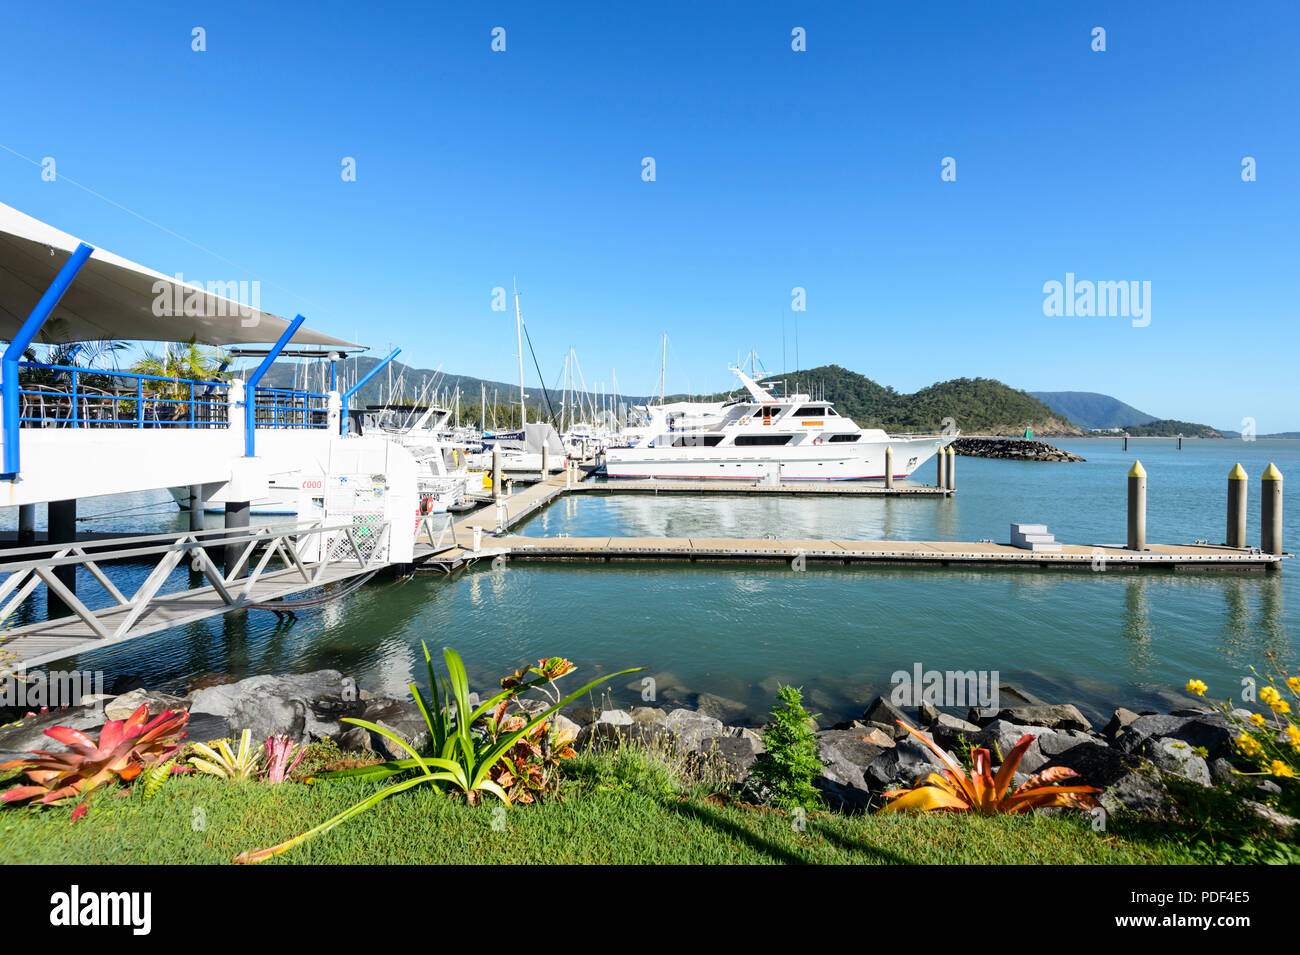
[604, 366, 956, 481]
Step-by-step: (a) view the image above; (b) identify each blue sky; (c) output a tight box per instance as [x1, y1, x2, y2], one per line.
[2, 1, 1297, 429]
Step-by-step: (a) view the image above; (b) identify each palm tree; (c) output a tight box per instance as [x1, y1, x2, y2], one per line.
[130, 338, 229, 419]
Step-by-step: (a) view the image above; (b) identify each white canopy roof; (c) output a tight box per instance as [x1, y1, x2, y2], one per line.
[0, 201, 359, 348]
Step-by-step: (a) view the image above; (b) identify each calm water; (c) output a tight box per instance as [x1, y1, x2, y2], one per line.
[4, 438, 1296, 726]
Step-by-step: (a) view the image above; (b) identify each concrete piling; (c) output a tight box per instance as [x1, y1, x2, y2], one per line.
[224, 500, 250, 580]
[884, 446, 894, 489]
[1227, 463, 1247, 548]
[936, 446, 947, 490]
[946, 446, 956, 491]
[17, 504, 36, 546]
[1262, 462, 1283, 555]
[47, 499, 77, 613]
[188, 484, 205, 532]
[492, 446, 502, 501]
[1127, 460, 1147, 551]
[541, 443, 549, 479]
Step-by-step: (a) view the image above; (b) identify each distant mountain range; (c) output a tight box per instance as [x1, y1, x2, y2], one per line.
[1029, 392, 1157, 431]
[259, 357, 1292, 438]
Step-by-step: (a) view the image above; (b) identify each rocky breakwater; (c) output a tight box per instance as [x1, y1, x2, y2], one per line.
[3, 671, 1293, 833]
[951, 437, 1085, 462]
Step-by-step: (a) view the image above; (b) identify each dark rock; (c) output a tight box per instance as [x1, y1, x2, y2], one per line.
[1103, 707, 1141, 740]
[629, 706, 668, 725]
[183, 712, 231, 744]
[189, 670, 353, 743]
[930, 712, 981, 750]
[336, 725, 373, 752]
[1114, 714, 1233, 760]
[971, 720, 1055, 773]
[569, 706, 600, 725]
[694, 692, 749, 724]
[664, 709, 724, 751]
[104, 688, 189, 721]
[1037, 741, 1166, 816]
[998, 682, 1047, 706]
[360, 697, 431, 759]
[918, 701, 940, 726]
[0, 703, 107, 756]
[969, 704, 1091, 732]
[1141, 737, 1211, 786]
[863, 734, 948, 794]
[862, 696, 911, 731]
[814, 730, 889, 811]
[698, 735, 761, 775]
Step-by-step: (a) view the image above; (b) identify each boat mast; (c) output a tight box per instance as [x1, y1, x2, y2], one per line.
[514, 278, 526, 428]
[660, 333, 666, 407]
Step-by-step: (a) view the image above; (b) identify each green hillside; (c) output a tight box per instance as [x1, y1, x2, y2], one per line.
[758, 366, 1084, 436]
[1121, 419, 1226, 438]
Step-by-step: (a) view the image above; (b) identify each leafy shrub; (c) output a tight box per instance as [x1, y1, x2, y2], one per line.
[748, 685, 824, 811]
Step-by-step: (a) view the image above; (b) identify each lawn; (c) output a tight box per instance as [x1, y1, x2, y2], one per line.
[0, 750, 1202, 865]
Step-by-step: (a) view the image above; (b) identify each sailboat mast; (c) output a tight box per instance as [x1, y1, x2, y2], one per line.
[660, 333, 666, 406]
[514, 279, 526, 428]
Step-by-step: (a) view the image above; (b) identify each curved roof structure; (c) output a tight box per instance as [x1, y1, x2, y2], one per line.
[0, 201, 359, 348]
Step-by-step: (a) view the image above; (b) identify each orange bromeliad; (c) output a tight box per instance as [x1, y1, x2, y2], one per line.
[878, 721, 1101, 815]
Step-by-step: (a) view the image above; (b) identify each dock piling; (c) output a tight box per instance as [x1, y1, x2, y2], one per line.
[47, 499, 76, 613]
[17, 504, 35, 546]
[1262, 462, 1283, 555]
[188, 484, 205, 532]
[884, 446, 894, 489]
[491, 446, 502, 502]
[224, 501, 250, 579]
[1227, 463, 1247, 548]
[541, 443, 549, 479]
[946, 446, 956, 491]
[936, 447, 947, 490]
[1127, 460, 1147, 551]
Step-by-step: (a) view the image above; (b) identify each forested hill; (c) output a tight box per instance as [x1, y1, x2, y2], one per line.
[766, 365, 1084, 436]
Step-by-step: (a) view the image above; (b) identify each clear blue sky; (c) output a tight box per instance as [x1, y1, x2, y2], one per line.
[2, 1, 1297, 429]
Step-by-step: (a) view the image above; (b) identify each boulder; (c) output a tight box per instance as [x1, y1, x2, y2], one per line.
[929, 713, 981, 750]
[359, 697, 431, 760]
[917, 701, 940, 726]
[189, 670, 357, 744]
[698, 734, 762, 775]
[1102, 707, 1141, 740]
[104, 688, 189, 722]
[629, 706, 668, 725]
[970, 720, 1056, 773]
[862, 695, 910, 730]
[814, 729, 889, 811]
[664, 709, 724, 752]
[863, 734, 949, 794]
[1036, 741, 1166, 816]
[596, 709, 633, 726]
[0, 703, 108, 757]
[723, 725, 766, 753]
[1114, 713, 1233, 760]
[968, 704, 1091, 732]
[694, 693, 749, 725]
[569, 706, 600, 725]
[1142, 737, 1211, 786]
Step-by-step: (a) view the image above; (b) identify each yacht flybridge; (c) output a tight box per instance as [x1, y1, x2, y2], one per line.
[604, 366, 957, 481]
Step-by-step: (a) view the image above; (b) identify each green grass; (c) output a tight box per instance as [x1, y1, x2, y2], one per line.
[0, 748, 1204, 865]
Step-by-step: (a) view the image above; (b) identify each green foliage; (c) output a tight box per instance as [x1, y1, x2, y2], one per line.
[749, 685, 824, 811]
[1121, 419, 1225, 438]
[138, 759, 176, 801]
[189, 730, 263, 781]
[233, 647, 644, 863]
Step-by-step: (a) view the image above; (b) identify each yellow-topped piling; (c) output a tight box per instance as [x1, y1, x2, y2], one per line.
[1262, 462, 1283, 556]
[1227, 463, 1247, 548]
[1127, 460, 1147, 551]
[884, 446, 894, 489]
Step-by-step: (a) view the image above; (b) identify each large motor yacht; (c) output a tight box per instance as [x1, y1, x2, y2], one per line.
[604, 366, 956, 481]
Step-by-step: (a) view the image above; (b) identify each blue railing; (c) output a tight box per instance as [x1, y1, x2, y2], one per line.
[14, 362, 328, 430]
[251, 386, 330, 430]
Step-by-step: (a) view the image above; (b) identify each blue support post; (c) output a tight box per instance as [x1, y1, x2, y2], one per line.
[340, 348, 400, 435]
[244, 314, 305, 457]
[3, 242, 94, 476]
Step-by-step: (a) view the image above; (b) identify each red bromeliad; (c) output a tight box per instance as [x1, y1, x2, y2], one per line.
[0, 705, 188, 817]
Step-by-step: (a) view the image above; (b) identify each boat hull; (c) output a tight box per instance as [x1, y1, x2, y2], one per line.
[604, 435, 951, 481]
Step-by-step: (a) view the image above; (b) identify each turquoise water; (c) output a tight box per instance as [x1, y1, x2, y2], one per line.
[8, 438, 1297, 725]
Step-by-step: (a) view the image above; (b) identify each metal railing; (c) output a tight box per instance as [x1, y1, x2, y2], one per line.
[0, 519, 390, 645]
[414, 512, 459, 553]
[11, 362, 332, 431]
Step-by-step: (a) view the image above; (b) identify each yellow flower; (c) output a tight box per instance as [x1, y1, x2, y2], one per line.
[1288, 676, 1300, 693]
[1235, 734, 1263, 757]
[1270, 699, 1292, 716]
[1270, 760, 1294, 779]
[1250, 713, 1267, 727]
[1261, 686, 1281, 706]
[1287, 725, 1300, 745]
[1185, 679, 1208, 697]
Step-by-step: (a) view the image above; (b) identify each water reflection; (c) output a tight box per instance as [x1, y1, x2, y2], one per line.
[1122, 576, 1154, 672]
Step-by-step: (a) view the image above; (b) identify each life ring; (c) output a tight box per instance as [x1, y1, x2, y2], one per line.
[813, 437, 824, 446]
[421, 496, 436, 515]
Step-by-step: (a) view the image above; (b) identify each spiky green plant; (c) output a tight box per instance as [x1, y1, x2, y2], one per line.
[234, 646, 643, 863]
[189, 730, 263, 781]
